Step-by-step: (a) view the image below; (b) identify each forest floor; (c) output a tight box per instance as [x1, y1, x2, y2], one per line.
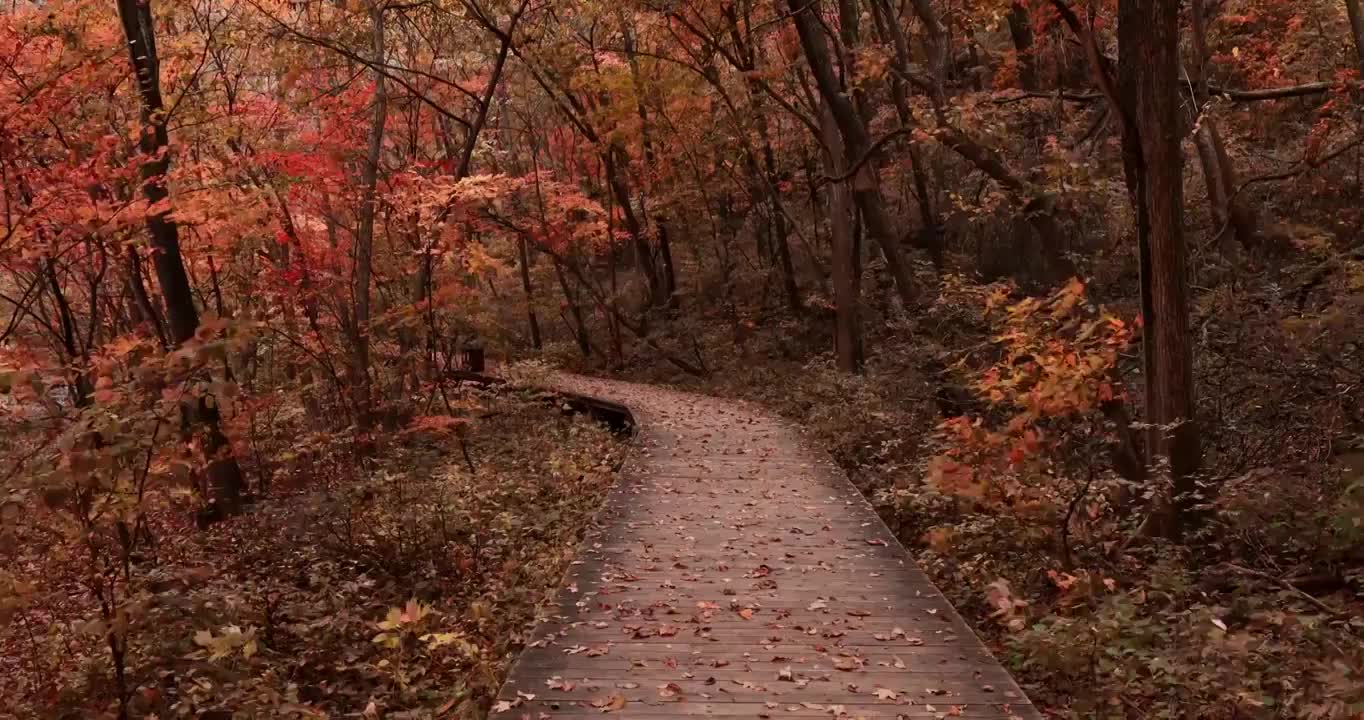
[0, 385, 629, 719]
[549, 294, 1364, 719]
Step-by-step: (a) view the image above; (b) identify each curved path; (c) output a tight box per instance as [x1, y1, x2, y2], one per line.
[497, 375, 1039, 719]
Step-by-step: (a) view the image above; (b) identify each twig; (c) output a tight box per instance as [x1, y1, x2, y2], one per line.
[1222, 563, 1343, 617]
[1207, 81, 1337, 101]
[1060, 466, 1097, 570]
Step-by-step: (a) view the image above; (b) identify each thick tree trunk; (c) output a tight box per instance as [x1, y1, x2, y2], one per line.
[116, 0, 244, 517]
[1346, 0, 1364, 78]
[820, 106, 864, 373]
[1118, 0, 1202, 538]
[1007, 2, 1039, 90]
[350, 5, 388, 429]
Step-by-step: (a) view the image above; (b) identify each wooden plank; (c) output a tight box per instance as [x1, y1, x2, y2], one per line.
[494, 375, 1039, 720]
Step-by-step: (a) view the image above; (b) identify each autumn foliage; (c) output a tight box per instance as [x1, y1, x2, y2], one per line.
[2, 0, 1363, 716]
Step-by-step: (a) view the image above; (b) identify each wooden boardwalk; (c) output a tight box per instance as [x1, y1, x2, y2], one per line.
[496, 376, 1039, 719]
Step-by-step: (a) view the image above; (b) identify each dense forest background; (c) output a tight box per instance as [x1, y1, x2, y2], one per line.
[1, 0, 1362, 717]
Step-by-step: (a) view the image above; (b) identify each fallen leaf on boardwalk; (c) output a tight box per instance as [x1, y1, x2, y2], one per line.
[867, 538, 888, 546]
[807, 599, 829, 611]
[586, 645, 610, 657]
[833, 656, 863, 671]
[616, 682, 639, 689]
[492, 699, 519, 713]
[591, 694, 626, 712]
[657, 682, 683, 699]
[847, 609, 871, 617]
[546, 677, 575, 691]
[873, 688, 898, 700]
[893, 656, 907, 669]
[738, 608, 755, 620]
[778, 666, 795, 681]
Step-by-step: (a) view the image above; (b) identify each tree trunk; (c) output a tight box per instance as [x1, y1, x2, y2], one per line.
[1189, 0, 1262, 250]
[820, 106, 865, 373]
[554, 258, 592, 357]
[116, 0, 244, 517]
[604, 147, 660, 305]
[350, 5, 388, 429]
[125, 246, 168, 349]
[1007, 2, 1039, 90]
[722, 4, 803, 309]
[787, 0, 916, 306]
[1346, 0, 1364, 78]
[518, 235, 542, 349]
[868, 0, 942, 236]
[1118, 0, 1202, 538]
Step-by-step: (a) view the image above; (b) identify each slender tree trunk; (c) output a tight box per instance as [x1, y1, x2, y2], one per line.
[721, 4, 802, 309]
[621, 19, 678, 309]
[116, 0, 244, 517]
[125, 247, 167, 348]
[517, 235, 542, 349]
[787, 0, 916, 306]
[1118, 0, 1202, 538]
[1189, 0, 1262, 250]
[554, 258, 592, 357]
[350, 5, 388, 429]
[603, 147, 659, 305]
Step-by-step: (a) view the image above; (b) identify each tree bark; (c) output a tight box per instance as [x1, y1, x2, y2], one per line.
[117, 0, 245, 517]
[517, 235, 542, 349]
[1118, 0, 1202, 538]
[125, 246, 168, 349]
[604, 146, 660, 305]
[1007, 2, 1039, 90]
[820, 106, 864, 373]
[787, 0, 916, 306]
[349, 5, 388, 429]
[1346, 0, 1364, 79]
[621, 18, 679, 309]
[721, 4, 803, 309]
[1188, 0, 1262, 251]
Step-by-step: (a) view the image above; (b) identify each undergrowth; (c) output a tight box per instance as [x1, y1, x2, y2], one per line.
[0, 387, 627, 719]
